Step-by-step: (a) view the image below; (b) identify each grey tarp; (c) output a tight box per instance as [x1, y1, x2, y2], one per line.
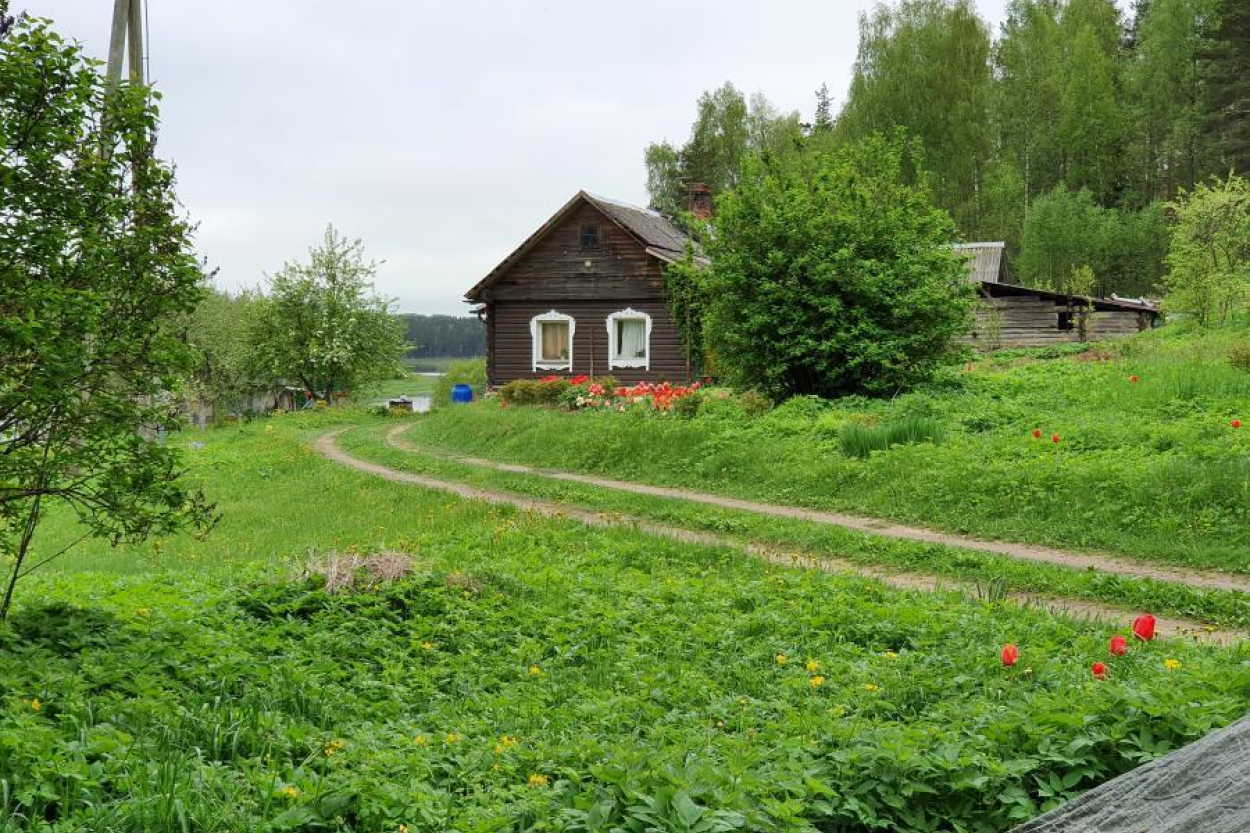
[1010, 714, 1250, 833]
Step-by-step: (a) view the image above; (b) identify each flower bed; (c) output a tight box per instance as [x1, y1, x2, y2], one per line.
[498, 375, 702, 413]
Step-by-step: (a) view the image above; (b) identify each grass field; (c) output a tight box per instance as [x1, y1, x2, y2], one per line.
[356, 372, 440, 404]
[2, 412, 1247, 832]
[401, 323, 1250, 574]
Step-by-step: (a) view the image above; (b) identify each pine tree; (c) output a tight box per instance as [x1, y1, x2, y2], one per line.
[813, 83, 834, 133]
[1203, 0, 1250, 173]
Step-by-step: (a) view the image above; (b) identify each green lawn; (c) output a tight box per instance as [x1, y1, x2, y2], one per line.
[356, 372, 439, 404]
[338, 420, 1250, 629]
[2, 413, 1247, 832]
[402, 323, 1250, 574]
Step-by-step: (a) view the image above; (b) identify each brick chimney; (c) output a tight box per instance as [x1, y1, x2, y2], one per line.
[686, 181, 713, 220]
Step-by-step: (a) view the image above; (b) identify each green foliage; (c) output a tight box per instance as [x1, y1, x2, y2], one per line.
[431, 358, 487, 409]
[1017, 187, 1171, 296]
[249, 226, 407, 403]
[837, 0, 994, 233]
[398, 313, 484, 359]
[1057, 3, 1125, 202]
[663, 245, 708, 375]
[839, 417, 945, 459]
[1162, 173, 1250, 325]
[1202, 0, 1250, 175]
[498, 379, 570, 406]
[1228, 341, 1250, 372]
[183, 286, 267, 417]
[703, 133, 976, 399]
[644, 83, 802, 215]
[0, 12, 214, 617]
[2, 416, 1245, 830]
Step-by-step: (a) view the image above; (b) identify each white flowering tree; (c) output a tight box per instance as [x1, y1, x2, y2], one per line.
[250, 226, 406, 403]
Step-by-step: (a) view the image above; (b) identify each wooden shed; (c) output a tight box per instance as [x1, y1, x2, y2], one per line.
[955, 243, 1160, 349]
[465, 191, 703, 386]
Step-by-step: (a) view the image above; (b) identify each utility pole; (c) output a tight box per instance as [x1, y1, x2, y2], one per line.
[106, 0, 144, 86]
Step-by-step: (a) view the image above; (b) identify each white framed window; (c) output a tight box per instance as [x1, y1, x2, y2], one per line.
[606, 308, 651, 370]
[530, 310, 574, 371]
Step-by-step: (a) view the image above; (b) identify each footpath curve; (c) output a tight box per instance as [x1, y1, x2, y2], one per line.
[314, 428, 1244, 644]
[385, 424, 1250, 595]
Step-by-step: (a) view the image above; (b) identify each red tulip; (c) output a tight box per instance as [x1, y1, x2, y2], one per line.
[1129, 375, 1139, 383]
[1092, 662, 1108, 680]
[1002, 644, 1019, 667]
[1233, 419, 1242, 429]
[1133, 614, 1156, 641]
[1031, 429, 1042, 438]
[1109, 635, 1127, 656]
[1051, 434, 1060, 443]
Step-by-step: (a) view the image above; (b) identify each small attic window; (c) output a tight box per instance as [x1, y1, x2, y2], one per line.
[580, 223, 599, 249]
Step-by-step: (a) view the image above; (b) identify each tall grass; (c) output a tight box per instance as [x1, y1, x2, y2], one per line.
[839, 417, 944, 459]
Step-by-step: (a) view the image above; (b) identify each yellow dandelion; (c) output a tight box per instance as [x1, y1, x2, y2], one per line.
[420, 641, 434, 651]
[527, 773, 550, 787]
[444, 732, 461, 744]
[279, 786, 300, 800]
[413, 734, 427, 746]
[809, 675, 825, 687]
[30, 698, 41, 712]
[324, 739, 346, 757]
[884, 651, 899, 660]
[775, 653, 788, 666]
[136, 607, 151, 616]
[805, 659, 821, 673]
[863, 683, 880, 692]
[528, 665, 542, 677]
[399, 826, 409, 833]
[1164, 658, 1182, 671]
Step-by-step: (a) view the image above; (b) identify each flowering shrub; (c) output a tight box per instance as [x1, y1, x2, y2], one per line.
[570, 380, 702, 413]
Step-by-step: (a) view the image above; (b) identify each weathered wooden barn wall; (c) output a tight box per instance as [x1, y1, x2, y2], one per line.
[481, 201, 691, 385]
[967, 294, 1151, 348]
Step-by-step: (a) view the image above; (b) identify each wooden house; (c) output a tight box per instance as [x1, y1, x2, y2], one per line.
[465, 191, 704, 386]
[955, 242, 1160, 348]
[466, 199, 1162, 388]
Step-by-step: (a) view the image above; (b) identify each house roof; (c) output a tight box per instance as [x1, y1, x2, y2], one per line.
[465, 191, 696, 302]
[954, 242, 1007, 283]
[980, 279, 1160, 313]
[956, 241, 1158, 314]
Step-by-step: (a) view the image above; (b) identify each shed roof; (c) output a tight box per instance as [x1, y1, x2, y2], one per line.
[465, 191, 696, 302]
[953, 242, 1007, 283]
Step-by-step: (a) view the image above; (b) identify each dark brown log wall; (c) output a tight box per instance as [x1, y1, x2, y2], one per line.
[487, 300, 690, 385]
[481, 201, 689, 385]
[485, 203, 666, 303]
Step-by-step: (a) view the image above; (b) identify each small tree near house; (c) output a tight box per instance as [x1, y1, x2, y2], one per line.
[0, 12, 215, 618]
[248, 226, 407, 403]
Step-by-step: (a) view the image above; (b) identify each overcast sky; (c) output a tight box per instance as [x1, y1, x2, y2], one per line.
[33, 1, 1057, 314]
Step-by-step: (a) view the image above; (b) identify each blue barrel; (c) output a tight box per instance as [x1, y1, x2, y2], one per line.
[451, 384, 474, 404]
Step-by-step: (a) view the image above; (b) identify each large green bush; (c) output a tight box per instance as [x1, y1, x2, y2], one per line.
[702, 133, 976, 399]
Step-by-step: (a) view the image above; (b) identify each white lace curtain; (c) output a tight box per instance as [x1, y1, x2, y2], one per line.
[616, 319, 646, 359]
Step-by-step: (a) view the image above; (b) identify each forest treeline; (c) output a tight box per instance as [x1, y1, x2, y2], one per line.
[400, 313, 485, 359]
[646, 0, 1248, 298]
